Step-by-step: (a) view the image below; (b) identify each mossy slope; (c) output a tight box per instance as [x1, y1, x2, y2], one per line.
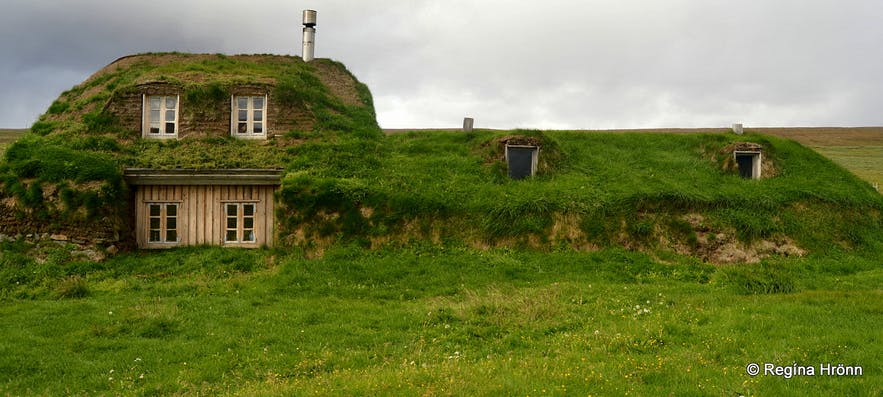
[279, 130, 883, 262]
[0, 53, 379, 236]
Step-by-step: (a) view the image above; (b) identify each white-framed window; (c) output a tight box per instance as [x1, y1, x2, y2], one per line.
[147, 203, 179, 243]
[224, 203, 256, 243]
[143, 95, 179, 138]
[232, 96, 267, 138]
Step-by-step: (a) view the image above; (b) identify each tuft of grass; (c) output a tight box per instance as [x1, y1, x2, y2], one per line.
[716, 262, 797, 294]
[46, 100, 70, 115]
[54, 275, 90, 299]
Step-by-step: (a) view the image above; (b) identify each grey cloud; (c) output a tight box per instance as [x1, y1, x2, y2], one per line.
[1, 0, 880, 128]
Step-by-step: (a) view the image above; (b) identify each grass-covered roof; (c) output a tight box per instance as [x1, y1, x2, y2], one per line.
[21, 52, 380, 172]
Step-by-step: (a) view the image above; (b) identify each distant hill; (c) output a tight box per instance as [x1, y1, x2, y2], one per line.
[0, 128, 26, 154]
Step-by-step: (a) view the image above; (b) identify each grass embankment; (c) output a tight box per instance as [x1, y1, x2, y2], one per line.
[0, 245, 880, 395]
[281, 130, 883, 259]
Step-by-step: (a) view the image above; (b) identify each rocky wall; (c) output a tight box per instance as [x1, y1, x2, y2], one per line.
[105, 82, 314, 139]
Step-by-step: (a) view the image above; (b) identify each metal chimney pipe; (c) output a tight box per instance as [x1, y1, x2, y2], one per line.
[302, 10, 317, 62]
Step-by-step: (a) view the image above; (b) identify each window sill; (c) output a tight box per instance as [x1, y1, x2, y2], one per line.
[230, 134, 268, 140]
[223, 242, 260, 248]
[144, 242, 181, 249]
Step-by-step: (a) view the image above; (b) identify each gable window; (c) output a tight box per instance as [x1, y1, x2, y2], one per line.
[224, 203, 256, 243]
[143, 95, 179, 138]
[147, 203, 179, 244]
[232, 96, 267, 138]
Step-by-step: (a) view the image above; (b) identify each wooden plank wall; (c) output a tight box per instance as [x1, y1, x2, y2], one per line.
[135, 185, 275, 249]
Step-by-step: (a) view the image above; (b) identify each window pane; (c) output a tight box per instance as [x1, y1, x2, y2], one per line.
[244, 218, 254, 229]
[227, 204, 238, 216]
[227, 217, 237, 229]
[237, 97, 248, 109]
[253, 97, 263, 108]
[238, 110, 248, 122]
[149, 230, 161, 242]
[149, 218, 160, 229]
[166, 205, 177, 216]
[165, 97, 176, 109]
[167, 218, 176, 229]
[254, 110, 262, 122]
[166, 230, 177, 242]
[150, 109, 160, 122]
[244, 204, 254, 216]
[166, 110, 175, 122]
[150, 97, 161, 110]
[226, 230, 238, 242]
[238, 123, 248, 134]
[244, 230, 255, 242]
[149, 204, 161, 216]
[165, 123, 175, 134]
[253, 123, 262, 133]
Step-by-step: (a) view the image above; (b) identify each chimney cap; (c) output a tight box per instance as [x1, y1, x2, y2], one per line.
[303, 10, 317, 27]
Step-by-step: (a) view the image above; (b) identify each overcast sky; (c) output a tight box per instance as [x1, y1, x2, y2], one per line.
[2, 0, 881, 129]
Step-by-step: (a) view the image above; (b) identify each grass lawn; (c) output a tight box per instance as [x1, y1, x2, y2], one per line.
[1, 245, 880, 396]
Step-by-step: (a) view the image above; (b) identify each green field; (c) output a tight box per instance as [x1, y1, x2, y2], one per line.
[814, 146, 883, 190]
[0, 245, 880, 396]
[757, 127, 883, 191]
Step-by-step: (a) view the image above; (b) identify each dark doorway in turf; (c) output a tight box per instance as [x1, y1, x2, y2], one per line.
[734, 151, 761, 179]
[506, 145, 538, 180]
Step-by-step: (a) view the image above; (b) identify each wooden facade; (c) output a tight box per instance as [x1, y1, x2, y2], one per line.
[125, 169, 282, 249]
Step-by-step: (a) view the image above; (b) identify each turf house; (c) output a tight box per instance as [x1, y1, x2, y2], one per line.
[1, 51, 880, 262]
[0, 52, 380, 250]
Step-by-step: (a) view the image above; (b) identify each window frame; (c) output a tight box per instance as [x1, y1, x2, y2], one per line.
[733, 150, 763, 180]
[223, 202, 258, 244]
[145, 202, 180, 245]
[230, 95, 268, 139]
[142, 95, 180, 139]
[505, 144, 540, 180]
